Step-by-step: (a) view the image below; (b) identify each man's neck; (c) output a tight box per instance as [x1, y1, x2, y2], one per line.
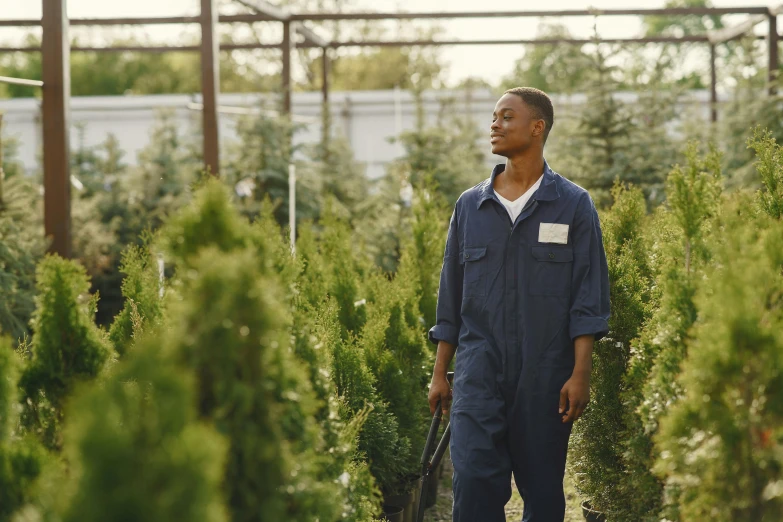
[497, 151, 545, 195]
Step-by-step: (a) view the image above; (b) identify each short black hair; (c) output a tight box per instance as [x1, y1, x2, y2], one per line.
[503, 87, 554, 144]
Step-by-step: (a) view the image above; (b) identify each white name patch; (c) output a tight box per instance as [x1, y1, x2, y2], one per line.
[538, 223, 569, 244]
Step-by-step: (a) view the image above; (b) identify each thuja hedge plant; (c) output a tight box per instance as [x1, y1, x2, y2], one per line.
[654, 129, 783, 521]
[0, 337, 48, 522]
[295, 191, 439, 496]
[612, 144, 723, 521]
[569, 182, 651, 516]
[158, 179, 382, 521]
[18, 255, 115, 451]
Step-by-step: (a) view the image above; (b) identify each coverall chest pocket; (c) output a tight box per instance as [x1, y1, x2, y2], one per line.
[460, 246, 487, 298]
[529, 246, 573, 296]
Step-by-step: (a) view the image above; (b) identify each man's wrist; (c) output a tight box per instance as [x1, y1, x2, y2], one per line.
[571, 366, 592, 379]
[432, 367, 449, 380]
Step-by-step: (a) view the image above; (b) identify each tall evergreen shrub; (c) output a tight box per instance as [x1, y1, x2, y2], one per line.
[19, 256, 114, 450]
[569, 183, 650, 516]
[59, 338, 228, 522]
[318, 299, 410, 495]
[107, 243, 164, 356]
[618, 144, 722, 520]
[655, 196, 783, 521]
[167, 247, 343, 522]
[0, 338, 46, 522]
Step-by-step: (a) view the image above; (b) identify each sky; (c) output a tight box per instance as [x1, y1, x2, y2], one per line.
[0, 0, 771, 86]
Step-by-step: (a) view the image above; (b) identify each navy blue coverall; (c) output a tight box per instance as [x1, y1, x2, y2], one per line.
[428, 161, 610, 522]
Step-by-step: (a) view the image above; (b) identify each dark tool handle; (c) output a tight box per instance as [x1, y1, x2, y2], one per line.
[416, 473, 430, 522]
[420, 402, 443, 473]
[416, 422, 452, 522]
[430, 422, 451, 472]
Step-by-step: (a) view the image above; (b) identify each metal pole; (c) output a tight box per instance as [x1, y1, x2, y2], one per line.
[321, 46, 329, 106]
[200, 0, 220, 176]
[282, 21, 293, 115]
[289, 163, 296, 256]
[710, 43, 718, 122]
[42, 0, 71, 258]
[769, 13, 779, 95]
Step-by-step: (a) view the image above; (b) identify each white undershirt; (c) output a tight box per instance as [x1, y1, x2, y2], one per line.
[494, 175, 543, 224]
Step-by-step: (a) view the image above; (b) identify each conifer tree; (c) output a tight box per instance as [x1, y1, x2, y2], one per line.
[0, 338, 46, 522]
[655, 196, 783, 521]
[0, 118, 44, 342]
[318, 299, 410, 495]
[108, 243, 164, 356]
[618, 144, 722, 520]
[0, 176, 43, 343]
[167, 247, 343, 522]
[19, 256, 114, 450]
[569, 183, 651, 516]
[407, 179, 448, 334]
[748, 127, 783, 220]
[59, 339, 228, 522]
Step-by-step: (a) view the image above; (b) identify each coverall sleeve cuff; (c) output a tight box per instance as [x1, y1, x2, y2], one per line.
[570, 317, 609, 342]
[428, 324, 459, 346]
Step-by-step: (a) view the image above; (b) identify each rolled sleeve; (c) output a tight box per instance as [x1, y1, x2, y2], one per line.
[569, 193, 610, 341]
[428, 205, 463, 346]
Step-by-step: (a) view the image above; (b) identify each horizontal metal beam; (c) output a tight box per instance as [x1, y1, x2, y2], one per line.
[289, 7, 772, 20]
[233, 0, 330, 47]
[0, 75, 44, 87]
[2, 33, 775, 55]
[0, 6, 775, 28]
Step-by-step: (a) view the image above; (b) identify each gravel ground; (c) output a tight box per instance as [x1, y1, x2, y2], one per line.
[423, 454, 584, 522]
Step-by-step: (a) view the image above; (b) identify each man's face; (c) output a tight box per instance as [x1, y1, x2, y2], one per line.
[490, 93, 544, 157]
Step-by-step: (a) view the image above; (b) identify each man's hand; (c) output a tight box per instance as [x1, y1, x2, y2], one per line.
[559, 373, 590, 423]
[428, 373, 452, 416]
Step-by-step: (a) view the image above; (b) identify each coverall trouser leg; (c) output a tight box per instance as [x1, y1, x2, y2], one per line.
[451, 375, 573, 522]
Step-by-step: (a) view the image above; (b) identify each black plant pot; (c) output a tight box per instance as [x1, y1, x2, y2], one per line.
[381, 504, 404, 522]
[581, 500, 607, 522]
[409, 476, 422, 521]
[384, 489, 414, 522]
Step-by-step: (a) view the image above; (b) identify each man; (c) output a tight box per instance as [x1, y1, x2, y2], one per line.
[427, 87, 610, 522]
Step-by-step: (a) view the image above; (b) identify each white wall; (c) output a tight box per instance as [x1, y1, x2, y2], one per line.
[0, 88, 718, 181]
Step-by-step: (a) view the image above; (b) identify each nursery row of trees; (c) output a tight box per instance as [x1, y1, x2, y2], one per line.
[0, 165, 453, 520]
[1, 124, 781, 522]
[570, 129, 783, 521]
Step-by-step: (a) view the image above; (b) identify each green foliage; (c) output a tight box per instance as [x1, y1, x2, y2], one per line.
[570, 183, 651, 516]
[0, 338, 46, 522]
[60, 339, 228, 522]
[391, 94, 486, 206]
[224, 112, 305, 224]
[69, 113, 200, 326]
[168, 246, 343, 522]
[407, 179, 449, 336]
[161, 179, 252, 267]
[748, 127, 783, 220]
[616, 145, 722, 520]
[655, 201, 783, 521]
[0, 174, 44, 343]
[107, 243, 164, 356]
[359, 274, 427, 485]
[18, 256, 114, 450]
[317, 299, 410, 494]
[552, 47, 679, 206]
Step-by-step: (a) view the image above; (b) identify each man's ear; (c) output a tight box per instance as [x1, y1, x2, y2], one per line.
[532, 119, 545, 138]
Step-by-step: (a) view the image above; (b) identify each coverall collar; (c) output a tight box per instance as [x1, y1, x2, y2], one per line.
[477, 159, 560, 210]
